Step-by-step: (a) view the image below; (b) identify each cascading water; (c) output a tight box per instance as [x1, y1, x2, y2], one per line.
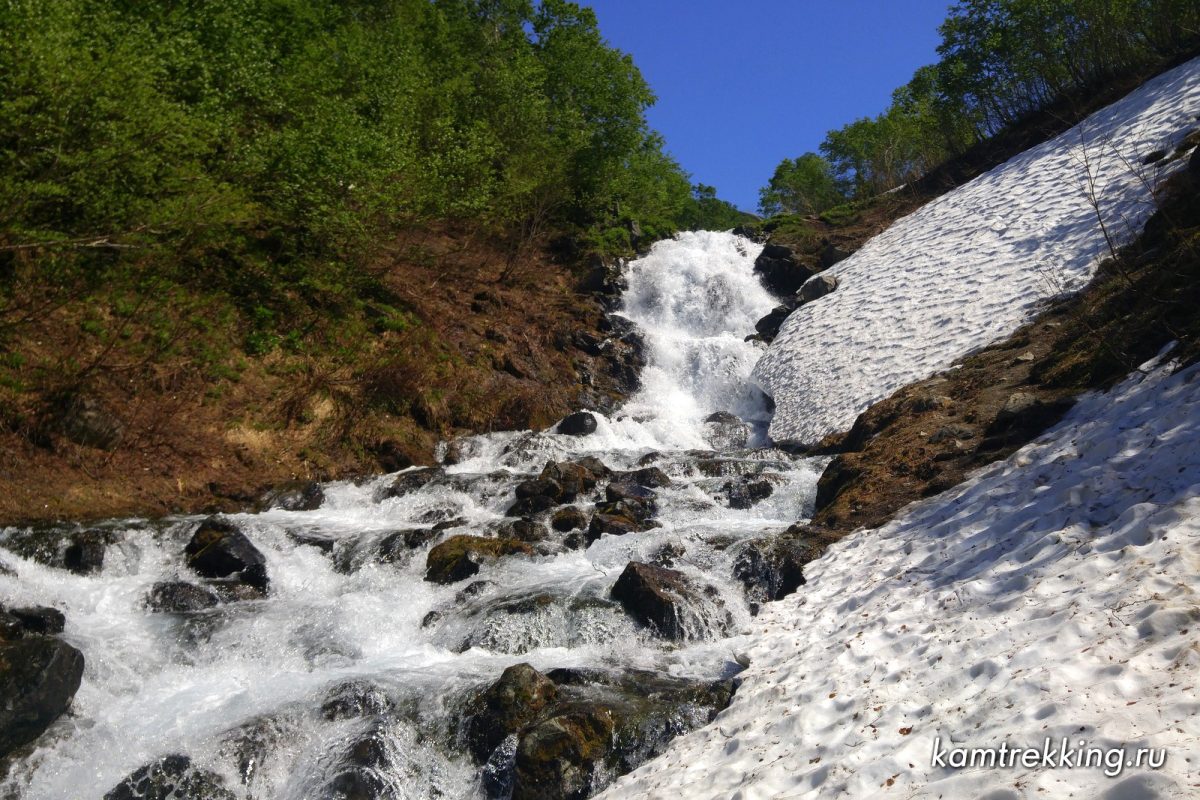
[0, 231, 826, 799]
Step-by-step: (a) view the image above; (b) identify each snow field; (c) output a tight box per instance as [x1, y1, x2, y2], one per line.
[601, 355, 1200, 799]
[755, 57, 1200, 447]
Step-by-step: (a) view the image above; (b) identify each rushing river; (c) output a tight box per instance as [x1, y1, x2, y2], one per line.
[0, 231, 826, 799]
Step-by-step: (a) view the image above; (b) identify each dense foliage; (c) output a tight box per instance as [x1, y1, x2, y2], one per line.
[0, 0, 729, 352]
[761, 0, 1200, 211]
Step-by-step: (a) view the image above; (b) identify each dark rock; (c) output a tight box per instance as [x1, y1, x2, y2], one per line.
[456, 579, 497, 601]
[539, 459, 607, 501]
[610, 562, 724, 640]
[320, 680, 395, 721]
[320, 722, 392, 800]
[515, 478, 562, 501]
[604, 481, 656, 505]
[5, 606, 65, 636]
[818, 241, 851, 270]
[754, 245, 815, 297]
[424, 536, 534, 584]
[586, 513, 641, 541]
[466, 663, 559, 763]
[562, 532, 588, 550]
[496, 518, 549, 543]
[0, 637, 85, 760]
[512, 708, 613, 800]
[1141, 148, 1166, 165]
[798, 273, 839, 303]
[146, 582, 221, 614]
[1191, 144, 1200, 176]
[753, 304, 796, 341]
[733, 535, 823, 603]
[381, 467, 441, 500]
[442, 437, 471, 466]
[550, 507, 588, 532]
[620, 466, 671, 488]
[814, 455, 862, 514]
[259, 481, 324, 512]
[376, 528, 439, 560]
[63, 529, 108, 574]
[556, 412, 598, 437]
[505, 494, 559, 517]
[184, 518, 269, 594]
[722, 478, 774, 510]
[57, 393, 123, 450]
[103, 755, 234, 800]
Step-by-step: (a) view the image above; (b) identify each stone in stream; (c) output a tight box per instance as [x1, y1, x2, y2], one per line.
[0, 636, 85, 760]
[550, 506, 587, 532]
[495, 518, 549, 544]
[466, 665, 737, 800]
[184, 518, 269, 595]
[103, 754, 234, 800]
[146, 581, 221, 614]
[6, 606, 65, 635]
[2, 526, 111, 574]
[586, 512, 649, 542]
[514, 478, 563, 501]
[538, 459, 609, 501]
[556, 411, 598, 436]
[732, 534, 824, 604]
[702, 411, 752, 450]
[609, 561, 728, 640]
[379, 466, 442, 500]
[721, 476, 775, 510]
[505, 493, 559, 517]
[320, 680, 397, 722]
[257, 480, 325, 512]
[424, 535, 534, 584]
[465, 663, 560, 763]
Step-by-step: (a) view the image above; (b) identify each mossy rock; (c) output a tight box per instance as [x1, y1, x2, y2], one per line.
[424, 535, 534, 584]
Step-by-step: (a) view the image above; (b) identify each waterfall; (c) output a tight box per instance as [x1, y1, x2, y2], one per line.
[0, 232, 824, 800]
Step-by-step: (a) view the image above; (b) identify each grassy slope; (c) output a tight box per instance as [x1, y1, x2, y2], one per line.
[0, 227, 629, 524]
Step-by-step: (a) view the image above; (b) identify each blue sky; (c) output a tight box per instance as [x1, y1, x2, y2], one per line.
[586, 1, 953, 212]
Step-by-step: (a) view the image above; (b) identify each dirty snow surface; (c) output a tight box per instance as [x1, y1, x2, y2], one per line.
[754, 57, 1200, 446]
[600, 355, 1200, 799]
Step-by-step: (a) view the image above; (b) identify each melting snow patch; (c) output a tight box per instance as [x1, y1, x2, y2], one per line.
[755, 56, 1200, 446]
[599, 357, 1200, 799]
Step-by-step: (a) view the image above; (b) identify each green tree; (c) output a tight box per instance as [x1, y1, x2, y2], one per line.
[758, 153, 846, 216]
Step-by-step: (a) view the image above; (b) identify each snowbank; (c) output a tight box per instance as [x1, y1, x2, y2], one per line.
[599, 354, 1200, 799]
[754, 57, 1200, 446]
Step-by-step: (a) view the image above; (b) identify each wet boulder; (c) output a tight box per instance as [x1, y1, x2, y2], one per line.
[184, 518, 269, 594]
[556, 412, 598, 437]
[721, 477, 774, 510]
[513, 708, 614, 800]
[702, 411, 752, 450]
[146, 581, 221, 614]
[3, 526, 112, 574]
[104, 755, 235, 800]
[380, 467, 441, 500]
[620, 466, 671, 488]
[0, 637, 85, 759]
[258, 481, 324, 512]
[505, 493, 559, 517]
[424, 536, 534, 584]
[798, 273, 839, 303]
[6, 606, 65, 636]
[753, 244, 815, 296]
[550, 507, 587, 532]
[732, 535, 823, 604]
[320, 680, 396, 722]
[515, 478, 563, 501]
[610, 562, 726, 640]
[466, 663, 560, 762]
[495, 518, 549, 544]
[538, 459, 608, 501]
[752, 303, 798, 343]
[586, 513, 649, 542]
